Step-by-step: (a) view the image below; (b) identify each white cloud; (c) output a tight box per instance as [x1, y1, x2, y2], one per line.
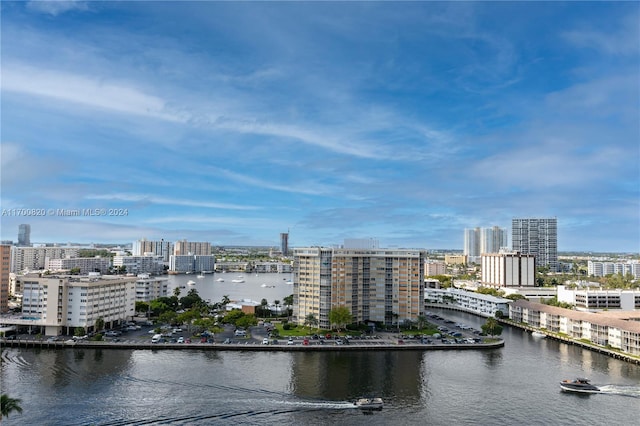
[2, 64, 185, 122]
[86, 193, 260, 211]
[26, 0, 88, 16]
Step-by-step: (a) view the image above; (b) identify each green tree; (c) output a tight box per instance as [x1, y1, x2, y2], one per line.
[304, 313, 318, 331]
[283, 294, 294, 319]
[416, 315, 428, 330]
[328, 306, 351, 332]
[94, 317, 105, 332]
[74, 327, 86, 337]
[135, 301, 150, 316]
[69, 267, 81, 275]
[1, 394, 23, 420]
[173, 287, 181, 298]
[481, 317, 503, 337]
[506, 294, 528, 301]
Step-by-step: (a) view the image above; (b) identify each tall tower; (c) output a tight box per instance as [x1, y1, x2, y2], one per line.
[512, 218, 558, 272]
[0, 244, 10, 313]
[280, 232, 289, 256]
[18, 224, 31, 246]
[463, 228, 480, 259]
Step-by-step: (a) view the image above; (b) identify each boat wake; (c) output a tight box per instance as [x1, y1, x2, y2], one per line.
[597, 385, 640, 398]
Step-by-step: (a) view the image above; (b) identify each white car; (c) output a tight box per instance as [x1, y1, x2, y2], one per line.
[287, 338, 294, 345]
[177, 337, 184, 343]
[262, 338, 269, 345]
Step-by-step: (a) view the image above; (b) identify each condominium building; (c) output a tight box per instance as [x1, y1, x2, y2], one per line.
[424, 287, 511, 317]
[169, 255, 215, 273]
[557, 285, 640, 311]
[481, 250, 536, 287]
[425, 261, 446, 276]
[280, 232, 289, 256]
[15, 274, 137, 335]
[512, 218, 558, 272]
[113, 254, 164, 275]
[588, 260, 640, 279]
[134, 274, 168, 302]
[132, 239, 173, 262]
[173, 240, 211, 256]
[10, 246, 80, 273]
[510, 299, 640, 356]
[18, 224, 31, 246]
[45, 257, 112, 274]
[1, 245, 10, 313]
[293, 246, 426, 329]
[464, 226, 507, 263]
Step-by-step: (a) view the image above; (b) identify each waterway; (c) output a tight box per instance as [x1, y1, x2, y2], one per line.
[1, 309, 639, 425]
[168, 272, 294, 306]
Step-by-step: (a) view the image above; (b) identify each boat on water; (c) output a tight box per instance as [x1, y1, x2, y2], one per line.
[232, 279, 244, 283]
[354, 397, 383, 410]
[559, 378, 600, 393]
[187, 280, 196, 286]
[197, 274, 205, 279]
[531, 331, 546, 338]
[216, 278, 225, 282]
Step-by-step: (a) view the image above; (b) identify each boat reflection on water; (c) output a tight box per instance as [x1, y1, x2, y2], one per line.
[560, 378, 600, 393]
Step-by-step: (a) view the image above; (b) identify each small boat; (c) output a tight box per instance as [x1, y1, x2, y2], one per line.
[559, 378, 600, 393]
[354, 397, 383, 410]
[187, 280, 196, 286]
[216, 278, 225, 282]
[531, 331, 546, 339]
[232, 279, 244, 283]
[197, 274, 205, 279]
[261, 283, 268, 287]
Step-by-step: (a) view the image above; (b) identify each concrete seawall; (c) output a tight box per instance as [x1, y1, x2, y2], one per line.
[1, 338, 504, 352]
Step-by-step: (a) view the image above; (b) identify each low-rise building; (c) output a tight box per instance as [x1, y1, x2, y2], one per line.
[169, 255, 215, 273]
[557, 285, 640, 311]
[509, 299, 640, 356]
[113, 254, 164, 275]
[425, 287, 511, 317]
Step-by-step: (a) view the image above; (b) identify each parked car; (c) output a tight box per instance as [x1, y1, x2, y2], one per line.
[177, 337, 184, 343]
[287, 338, 294, 345]
[262, 338, 269, 345]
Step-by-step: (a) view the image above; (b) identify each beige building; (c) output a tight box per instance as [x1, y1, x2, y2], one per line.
[481, 250, 535, 287]
[293, 247, 425, 329]
[45, 256, 112, 274]
[13, 274, 137, 335]
[173, 240, 211, 256]
[1, 245, 10, 313]
[10, 246, 80, 273]
[445, 254, 467, 265]
[425, 261, 446, 276]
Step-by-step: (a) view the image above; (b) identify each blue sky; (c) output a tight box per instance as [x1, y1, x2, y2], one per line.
[1, 1, 638, 252]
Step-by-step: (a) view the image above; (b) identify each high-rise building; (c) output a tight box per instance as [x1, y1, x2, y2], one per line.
[173, 240, 211, 256]
[512, 218, 558, 272]
[293, 246, 425, 329]
[280, 232, 289, 256]
[0, 245, 11, 313]
[18, 224, 31, 246]
[132, 239, 172, 262]
[11, 246, 81, 273]
[481, 250, 536, 287]
[464, 226, 507, 263]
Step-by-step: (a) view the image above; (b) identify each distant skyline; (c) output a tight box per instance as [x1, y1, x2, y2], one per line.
[1, 2, 638, 252]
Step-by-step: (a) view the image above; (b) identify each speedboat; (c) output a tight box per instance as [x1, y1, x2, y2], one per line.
[216, 278, 225, 282]
[354, 397, 383, 410]
[531, 331, 546, 338]
[187, 280, 196, 286]
[560, 378, 600, 393]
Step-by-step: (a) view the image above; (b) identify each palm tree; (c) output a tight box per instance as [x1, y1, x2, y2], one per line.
[274, 300, 280, 318]
[1, 394, 23, 420]
[304, 314, 318, 332]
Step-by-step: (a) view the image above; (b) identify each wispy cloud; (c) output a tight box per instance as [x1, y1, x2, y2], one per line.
[86, 194, 260, 211]
[26, 0, 88, 16]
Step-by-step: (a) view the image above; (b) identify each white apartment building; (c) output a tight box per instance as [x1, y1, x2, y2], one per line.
[557, 285, 640, 311]
[134, 274, 168, 302]
[11, 246, 80, 273]
[481, 250, 536, 287]
[588, 260, 640, 278]
[425, 287, 511, 317]
[45, 257, 112, 274]
[464, 226, 507, 263]
[113, 254, 164, 275]
[16, 274, 137, 335]
[293, 246, 426, 329]
[510, 299, 640, 356]
[169, 255, 215, 273]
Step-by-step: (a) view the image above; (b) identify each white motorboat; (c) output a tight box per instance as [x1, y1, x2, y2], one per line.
[187, 280, 196, 286]
[354, 397, 383, 410]
[216, 278, 225, 282]
[531, 331, 546, 338]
